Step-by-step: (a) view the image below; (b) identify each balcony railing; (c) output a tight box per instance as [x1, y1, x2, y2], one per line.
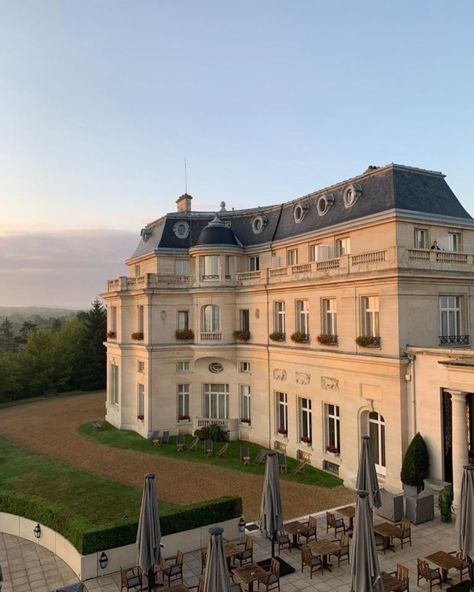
[193, 417, 239, 435]
[439, 335, 470, 346]
[200, 332, 222, 341]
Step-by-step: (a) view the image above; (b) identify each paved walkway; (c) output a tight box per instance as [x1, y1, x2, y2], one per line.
[0, 508, 460, 591]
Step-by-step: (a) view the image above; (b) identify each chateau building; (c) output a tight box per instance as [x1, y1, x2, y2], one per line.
[103, 163, 474, 505]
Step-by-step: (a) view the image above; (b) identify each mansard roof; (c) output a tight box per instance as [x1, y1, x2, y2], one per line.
[130, 163, 472, 258]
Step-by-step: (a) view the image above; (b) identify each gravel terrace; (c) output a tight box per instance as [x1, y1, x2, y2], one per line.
[0, 392, 354, 520]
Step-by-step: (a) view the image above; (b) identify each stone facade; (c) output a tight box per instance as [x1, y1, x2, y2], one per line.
[103, 163, 474, 496]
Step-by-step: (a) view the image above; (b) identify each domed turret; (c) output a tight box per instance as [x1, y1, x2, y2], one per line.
[196, 215, 238, 246]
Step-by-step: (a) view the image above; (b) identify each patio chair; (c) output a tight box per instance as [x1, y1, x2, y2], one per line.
[298, 515, 317, 544]
[392, 518, 412, 549]
[217, 442, 229, 457]
[277, 452, 287, 473]
[293, 459, 307, 474]
[277, 530, 291, 553]
[388, 564, 409, 592]
[189, 576, 204, 592]
[162, 550, 184, 587]
[200, 549, 207, 574]
[326, 511, 345, 537]
[92, 421, 104, 430]
[150, 430, 160, 442]
[259, 557, 280, 591]
[188, 436, 199, 451]
[448, 550, 469, 581]
[237, 535, 254, 566]
[204, 439, 214, 456]
[120, 566, 143, 591]
[301, 546, 323, 578]
[240, 445, 250, 465]
[153, 430, 169, 445]
[253, 449, 268, 464]
[330, 533, 350, 567]
[417, 558, 442, 591]
[176, 433, 185, 451]
[375, 533, 386, 554]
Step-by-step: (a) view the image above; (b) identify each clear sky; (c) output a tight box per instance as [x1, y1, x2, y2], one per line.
[1, 0, 473, 306]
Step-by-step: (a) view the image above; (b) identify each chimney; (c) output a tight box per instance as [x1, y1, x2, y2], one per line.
[176, 193, 193, 213]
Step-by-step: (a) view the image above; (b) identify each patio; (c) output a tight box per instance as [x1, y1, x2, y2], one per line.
[0, 505, 461, 591]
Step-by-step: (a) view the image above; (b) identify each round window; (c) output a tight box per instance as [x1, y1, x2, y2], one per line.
[293, 203, 307, 223]
[317, 194, 334, 216]
[173, 221, 190, 239]
[343, 185, 360, 208]
[251, 216, 266, 234]
[208, 362, 224, 373]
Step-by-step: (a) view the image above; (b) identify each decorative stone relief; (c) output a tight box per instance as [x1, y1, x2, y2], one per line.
[296, 372, 311, 385]
[273, 368, 287, 381]
[321, 376, 339, 391]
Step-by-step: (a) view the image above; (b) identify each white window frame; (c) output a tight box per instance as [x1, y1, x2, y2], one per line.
[322, 298, 337, 335]
[176, 361, 190, 373]
[240, 309, 250, 332]
[439, 295, 462, 338]
[368, 411, 386, 474]
[239, 361, 251, 373]
[177, 310, 189, 331]
[110, 306, 117, 333]
[287, 248, 298, 266]
[201, 305, 220, 332]
[111, 364, 119, 405]
[249, 256, 260, 271]
[137, 360, 145, 373]
[309, 244, 319, 262]
[325, 403, 340, 453]
[177, 384, 190, 420]
[137, 305, 144, 333]
[414, 228, 428, 249]
[361, 296, 379, 337]
[295, 300, 309, 335]
[202, 255, 219, 278]
[175, 259, 190, 276]
[448, 232, 461, 252]
[298, 397, 312, 443]
[274, 301, 286, 334]
[240, 385, 251, 423]
[276, 391, 288, 434]
[335, 237, 351, 257]
[204, 383, 229, 419]
[137, 383, 145, 418]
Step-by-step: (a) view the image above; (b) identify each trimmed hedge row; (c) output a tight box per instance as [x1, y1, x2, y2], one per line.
[0, 490, 242, 555]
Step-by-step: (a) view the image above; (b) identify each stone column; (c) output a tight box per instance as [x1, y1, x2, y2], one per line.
[448, 390, 468, 511]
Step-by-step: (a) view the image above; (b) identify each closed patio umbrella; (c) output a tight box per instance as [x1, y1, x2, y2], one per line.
[350, 490, 383, 592]
[203, 526, 232, 592]
[456, 464, 474, 588]
[260, 452, 284, 557]
[136, 473, 162, 592]
[356, 436, 381, 509]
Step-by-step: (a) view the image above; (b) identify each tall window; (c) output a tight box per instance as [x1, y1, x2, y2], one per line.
[287, 249, 298, 266]
[299, 397, 312, 443]
[135, 264, 141, 277]
[249, 256, 260, 271]
[361, 296, 379, 337]
[439, 296, 462, 340]
[239, 309, 250, 332]
[137, 360, 145, 373]
[335, 237, 351, 256]
[201, 305, 220, 332]
[274, 302, 285, 334]
[176, 361, 190, 372]
[137, 305, 144, 333]
[176, 259, 189, 276]
[204, 384, 229, 419]
[177, 384, 190, 419]
[111, 364, 119, 405]
[368, 412, 386, 473]
[240, 385, 251, 423]
[295, 300, 309, 335]
[448, 232, 461, 252]
[137, 383, 144, 418]
[202, 255, 219, 279]
[309, 244, 319, 262]
[177, 310, 189, 331]
[276, 392, 288, 434]
[224, 255, 230, 278]
[414, 228, 427, 249]
[322, 298, 337, 335]
[110, 306, 117, 332]
[325, 404, 340, 453]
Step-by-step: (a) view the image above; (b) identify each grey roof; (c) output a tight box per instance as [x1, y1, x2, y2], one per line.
[129, 164, 472, 258]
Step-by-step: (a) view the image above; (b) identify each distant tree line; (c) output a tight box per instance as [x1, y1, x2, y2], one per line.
[0, 299, 106, 403]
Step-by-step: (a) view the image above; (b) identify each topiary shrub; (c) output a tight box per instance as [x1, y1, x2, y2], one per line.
[400, 432, 430, 492]
[438, 486, 453, 522]
[194, 423, 229, 442]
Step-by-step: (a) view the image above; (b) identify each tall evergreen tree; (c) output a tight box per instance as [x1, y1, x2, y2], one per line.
[0, 318, 17, 352]
[76, 299, 106, 390]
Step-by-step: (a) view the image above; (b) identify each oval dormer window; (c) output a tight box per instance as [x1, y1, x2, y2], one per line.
[317, 194, 334, 217]
[293, 203, 308, 223]
[173, 221, 190, 239]
[209, 362, 224, 374]
[251, 215, 266, 234]
[343, 185, 361, 208]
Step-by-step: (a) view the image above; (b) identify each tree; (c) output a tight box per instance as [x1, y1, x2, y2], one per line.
[400, 432, 430, 491]
[76, 299, 106, 390]
[0, 318, 17, 352]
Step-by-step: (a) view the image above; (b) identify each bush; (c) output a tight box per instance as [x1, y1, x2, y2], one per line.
[317, 334, 338, 345]
[175, 329, 194, 340]
[438, 486, 453, 522]
[194, 424, 229, 442]
[291, 331, 308, 343]
[269, 331, 285, 342]
[400, 432, 430, 490]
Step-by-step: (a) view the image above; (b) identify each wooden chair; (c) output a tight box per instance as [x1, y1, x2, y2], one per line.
[237, 535, 254, 565]
[388, 564, 409, 592]
[150, 431, 160, 444]
[301, 546, 324, 578]
[277, 452, 287, 473]
[189, 576, 204, 592]
[204, 439, 214, 456]
[120, 566, 143, 591]
[240, 445, 250, 465]
[176, 433, 185, 451]
[217, 443, 229, 457]
[153, 430, 169, 445]
[200, 549, 207, 574]
[298, 515, 317, 545]
[326, 511, 345, 537]
[259, 557, 280, 591]
[392, 518, 412, 549]
[417, 558, 442, 591]
[449, 550, 469, 581]
[162, 550, 184, 587]
[253, 449, 268, 464]
[277, 530, 291, 553]
[330, 533, 350, 567]
[188, 436, 199, 451]
[293, 459, 307, 474]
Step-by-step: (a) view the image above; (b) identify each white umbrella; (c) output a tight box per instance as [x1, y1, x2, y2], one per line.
[136, 473, 162, 592]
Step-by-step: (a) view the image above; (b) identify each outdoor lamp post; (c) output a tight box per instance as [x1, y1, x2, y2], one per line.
[238, 516, 246, 543]
[33, 524, 41, 539]
[99, 552, 108, 571]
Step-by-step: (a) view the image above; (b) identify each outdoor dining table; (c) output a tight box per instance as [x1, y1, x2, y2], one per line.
[426, 550, 464, 582]
[381, 570, 404, 591]
[308, 538, 340, 570]
[232, 562, 268, 592]
[283, 520, 306, 547]
[373, 521, 403, 552]
[337, 505, 355, 530]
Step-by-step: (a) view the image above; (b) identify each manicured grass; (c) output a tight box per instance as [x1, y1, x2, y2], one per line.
[78, 422, 343, 487]
[0, 390, 95, 410]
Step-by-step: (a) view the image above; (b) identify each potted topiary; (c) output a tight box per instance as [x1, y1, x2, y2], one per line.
[400, 432, 430, 495]
[438, 486, 453, 522]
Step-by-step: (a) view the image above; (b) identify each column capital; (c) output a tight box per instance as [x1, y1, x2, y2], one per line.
[445, 389, 467, 400]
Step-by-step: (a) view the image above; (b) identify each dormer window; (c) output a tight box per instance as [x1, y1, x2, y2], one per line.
[343, 184, 361, 208]
[317, 194, 334, 217]
[173, 221, 190, 239]
[293, 202, 308, 223]
[251, 215, 267, 234]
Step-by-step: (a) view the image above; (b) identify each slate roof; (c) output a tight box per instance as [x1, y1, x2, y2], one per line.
[195, 215, 240, 247]
[129, 164, 472, 258]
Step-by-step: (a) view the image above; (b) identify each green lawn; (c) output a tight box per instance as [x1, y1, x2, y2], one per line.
[78, 422, 343, 487]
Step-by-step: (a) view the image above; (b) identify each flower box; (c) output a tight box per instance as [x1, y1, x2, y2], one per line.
[277, 427, 287, 436]
[300, 436, 312, 445]
[137, 415, 144, 421]
[106, 330, 116, 339]
[269, 332, 285, 342]
[175, 329, 194, 340]
[240, 418, 251, 425]
[291, 332, 309, 343]
[355, 336, 381, 347]
[326, 445, 339, 455]
[317, 334, 338, 345]
[178, 415, 190, 422]
[131, 332, 144, 341]
[234, 330, 251, 341]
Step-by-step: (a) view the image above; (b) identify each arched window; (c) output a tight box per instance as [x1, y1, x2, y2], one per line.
[368, 411, 386, 474]
[201, 305, 220, 333]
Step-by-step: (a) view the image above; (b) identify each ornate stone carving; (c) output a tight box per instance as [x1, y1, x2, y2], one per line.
[296, 372, 310, 385]
[321, 376, 339, 391]
[273, 368, 287, 381]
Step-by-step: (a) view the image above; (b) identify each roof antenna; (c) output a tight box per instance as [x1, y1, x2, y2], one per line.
[184, 157, 188, 194]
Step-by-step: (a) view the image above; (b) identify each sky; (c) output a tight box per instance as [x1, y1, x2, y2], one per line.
[1, 1, 473, 307]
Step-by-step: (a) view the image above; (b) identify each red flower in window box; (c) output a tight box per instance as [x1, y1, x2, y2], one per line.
[107, 330, 116, 339]
[300, 435, 312, 444]
[326, 444, 339, 454]
[137, 415, 144, 421]
[277, 427, 287, 435]
[131, 332, 144, 341]
[178, 415, 190, 421]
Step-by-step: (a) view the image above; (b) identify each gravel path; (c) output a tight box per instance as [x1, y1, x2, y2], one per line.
[0, 392, 354, 520]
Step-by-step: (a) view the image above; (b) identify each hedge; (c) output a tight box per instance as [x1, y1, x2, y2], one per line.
[0, 490, 242, 555]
